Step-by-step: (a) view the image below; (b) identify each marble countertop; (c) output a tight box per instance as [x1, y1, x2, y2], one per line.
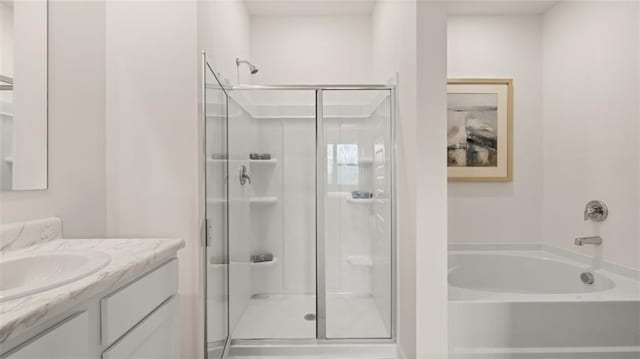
[0, 237, 184, 344]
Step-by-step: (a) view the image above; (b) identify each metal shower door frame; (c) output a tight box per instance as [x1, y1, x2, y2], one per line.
[202, 51, 232, 359]
[314, 87, 396, 342]
[201, 73, 398, 349]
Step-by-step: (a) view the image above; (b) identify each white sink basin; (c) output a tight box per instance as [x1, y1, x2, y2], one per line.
[0, 251, 111, 302]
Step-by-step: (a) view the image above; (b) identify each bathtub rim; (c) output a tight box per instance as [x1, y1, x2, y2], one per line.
[448, 245, 640, 302]
[449, 243, 640, 281]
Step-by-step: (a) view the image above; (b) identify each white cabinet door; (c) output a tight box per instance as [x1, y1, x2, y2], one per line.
[7, 312, 91, 359]
[102, 297, 178, 359]
[101, 260, 177, 346]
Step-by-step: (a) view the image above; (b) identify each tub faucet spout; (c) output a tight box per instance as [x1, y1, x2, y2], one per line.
[574, 236, 602, 246]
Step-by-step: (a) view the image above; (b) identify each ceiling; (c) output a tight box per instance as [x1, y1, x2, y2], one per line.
[245, 0, 376, 16]
[245, 0, 559, 17]
[446, 1, 559, 15]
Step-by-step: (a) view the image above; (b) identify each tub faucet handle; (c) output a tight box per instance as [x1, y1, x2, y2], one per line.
[584, 200, 608, 222]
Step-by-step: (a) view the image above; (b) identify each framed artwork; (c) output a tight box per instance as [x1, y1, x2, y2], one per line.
[447, 79, 513, 182]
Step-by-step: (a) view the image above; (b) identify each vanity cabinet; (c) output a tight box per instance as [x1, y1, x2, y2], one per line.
[101, 260, 178, 347]
[6, 312, 90, 358]
[2, 260, 178, 359]
[102, 297, 177, 359]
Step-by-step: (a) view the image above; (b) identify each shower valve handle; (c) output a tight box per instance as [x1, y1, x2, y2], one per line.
[239, 165, 251, 186]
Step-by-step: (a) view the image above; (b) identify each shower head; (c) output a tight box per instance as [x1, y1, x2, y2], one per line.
[236, 58, 259, 75]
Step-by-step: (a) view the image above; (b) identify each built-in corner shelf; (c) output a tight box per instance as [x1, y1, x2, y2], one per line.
[208, 257, 227, 270]
[250, 257, 278, 267]
[346, 198, 374, 205]
[249, 158, 277, 165]
[250, 196, 278, 205]
[207, 158, 228, 165]
[347, 255, 373, 268]
[206, 158, 278, 166]
[207, 197, 279, 205]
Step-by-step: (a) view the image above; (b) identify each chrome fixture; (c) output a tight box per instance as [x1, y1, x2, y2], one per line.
[574, 236, 602, 246]
[580, 272, 595, 285]
[0, 75, 13, 91]
[235, 57, 259, 83]
[584, 200, 608, 222]
[239, 165, 251, 186]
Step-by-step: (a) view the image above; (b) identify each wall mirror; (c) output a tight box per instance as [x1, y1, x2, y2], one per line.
[0, 0, 48, 191]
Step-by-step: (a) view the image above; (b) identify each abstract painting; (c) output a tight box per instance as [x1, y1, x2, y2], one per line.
[447, 79, 513, 182]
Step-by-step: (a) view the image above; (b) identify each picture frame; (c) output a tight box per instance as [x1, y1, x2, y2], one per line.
[447, 79, 513, 182]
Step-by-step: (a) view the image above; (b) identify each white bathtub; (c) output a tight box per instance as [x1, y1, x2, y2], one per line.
[448, 247, 640, 358]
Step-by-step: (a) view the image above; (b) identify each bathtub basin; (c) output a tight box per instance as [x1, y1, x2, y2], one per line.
[449, 252, 615, 294]
[448, 247, 640, 357]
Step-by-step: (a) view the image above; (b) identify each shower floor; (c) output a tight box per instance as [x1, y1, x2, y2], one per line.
[232, 293, 389, 339]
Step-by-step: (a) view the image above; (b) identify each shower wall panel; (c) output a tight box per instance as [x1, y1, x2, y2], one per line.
[228, 91, 317, 340]
[221, 89, 394, 341]
[282, 118, 316, 293]
[227, 98, 254, 335]
[370, 96, 393, 335]
[323, 90, 393, 339]
[248, 117, 284, 295]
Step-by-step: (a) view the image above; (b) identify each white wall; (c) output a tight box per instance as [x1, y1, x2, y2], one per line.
[251, 15, 372, 84]
[447, 16, 543, 245]
[104, 2, 200, 357]
[11, 0, 47, 190]
[198, 0, 251, 85]
[0, 1, 106, 238]
[416, 2, 449, 358]
[542, 2, 640, 269]
[371, 0, 421, 356]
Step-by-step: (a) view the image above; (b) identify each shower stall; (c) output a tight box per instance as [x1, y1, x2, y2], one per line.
[203, 54, 396, 357]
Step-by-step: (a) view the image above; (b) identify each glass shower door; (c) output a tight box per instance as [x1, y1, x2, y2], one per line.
[206, 85, 395, 346]
[320, 89, 394, 339]
[227, 90, 318, 340]
[204, 61, 229, 359]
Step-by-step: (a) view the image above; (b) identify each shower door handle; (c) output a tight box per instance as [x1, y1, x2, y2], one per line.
[239, 165, 251, 186]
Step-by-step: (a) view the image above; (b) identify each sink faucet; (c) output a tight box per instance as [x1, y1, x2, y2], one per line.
[574, 236, 602, 246]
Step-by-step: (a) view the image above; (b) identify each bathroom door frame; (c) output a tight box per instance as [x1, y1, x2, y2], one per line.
[206, 82, 398, 348]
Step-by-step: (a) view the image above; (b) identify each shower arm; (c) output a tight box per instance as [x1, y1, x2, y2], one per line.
[235, 57, 258, 84]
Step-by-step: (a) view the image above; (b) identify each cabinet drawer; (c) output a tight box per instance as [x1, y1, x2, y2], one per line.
[101, 260, 177, 346]
[6, 312, 89, 358]
[102, 297, 177, 359]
